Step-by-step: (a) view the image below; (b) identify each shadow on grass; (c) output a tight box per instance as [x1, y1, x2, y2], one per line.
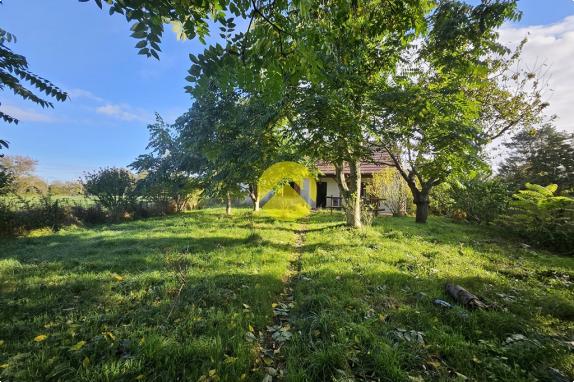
[287, 267, 574, 382]
[1, 209, 572, 382]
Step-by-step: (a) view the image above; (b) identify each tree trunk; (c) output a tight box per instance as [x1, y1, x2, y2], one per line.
[348, 160, 362, 228]
[225, 192, 232, 215]
[249, 184, 260, 212]
[414, 192, 429, 224]
[335, 160, 362, 228]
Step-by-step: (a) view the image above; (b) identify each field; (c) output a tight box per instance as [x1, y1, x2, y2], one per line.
[0, 194, 96, 209]
[0, 209, 572, 381]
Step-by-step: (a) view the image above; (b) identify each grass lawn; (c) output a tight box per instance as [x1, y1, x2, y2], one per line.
[0, 209, 572, 381]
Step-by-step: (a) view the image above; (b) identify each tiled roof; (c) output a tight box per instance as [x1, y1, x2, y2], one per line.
[316, 151, 393, 175]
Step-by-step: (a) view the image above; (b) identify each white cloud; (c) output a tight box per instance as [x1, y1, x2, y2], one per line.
[67, 88, 105, 103]
[67, 88, 152, 123]
[0, 104, 56, 123]
[500, 16, 574, 133]
[96, 103, 150, 122]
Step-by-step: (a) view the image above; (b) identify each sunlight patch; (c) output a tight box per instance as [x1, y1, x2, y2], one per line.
[258, 162, 316, 220]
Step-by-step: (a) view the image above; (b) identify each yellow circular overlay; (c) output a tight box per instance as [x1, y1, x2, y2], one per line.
[258, 162, 316, 220]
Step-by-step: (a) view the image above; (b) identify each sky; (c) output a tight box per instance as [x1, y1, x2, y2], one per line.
[1, 0, 574, 181]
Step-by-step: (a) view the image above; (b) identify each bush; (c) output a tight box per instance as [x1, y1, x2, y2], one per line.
[449, 175, 510, 224]
[429, 182, 454, 216]
[0, 199, 16, 236]
[83, 168, 136, 221]
[430, 175, 510, 224]
[134, 175, 201, 215]
[367, 168, 411, 216]
[0, 190, 75, 236]
[0, 165, 14, 195]
[71, 204, 108, 225]
[499, 183, 574, 254]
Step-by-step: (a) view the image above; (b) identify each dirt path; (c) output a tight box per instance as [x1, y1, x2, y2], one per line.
[255, 222, 307, 381]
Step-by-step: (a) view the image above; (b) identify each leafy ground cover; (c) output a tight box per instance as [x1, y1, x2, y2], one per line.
[1, 209, 572, 381]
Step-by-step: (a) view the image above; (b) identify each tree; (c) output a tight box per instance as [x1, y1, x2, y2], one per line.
[255, 0, 431, 227]
[175, 84, 293, 214]
[371, 0, 547, 223]
[82, 168, 136, 220]
[0, 26, 68, 153]
[0, 155, 48, 194]
[130, 114, 198, 213]
[175, 90, 243, 215]
[0, 163, 14, 195]
[499, 125, 574, 194]
[48, 181, 84, 196]
[80, 0, 247, 59]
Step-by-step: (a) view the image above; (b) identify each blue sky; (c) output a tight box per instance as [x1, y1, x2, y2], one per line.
[1, 0, 574, 181]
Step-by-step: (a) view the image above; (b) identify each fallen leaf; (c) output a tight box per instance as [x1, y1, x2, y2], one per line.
[111, 273, 124, 282]
[223, 355, 237, 365]
[0, 363, 9, 369]
[82, 356, 90, 368]
[71, 340, 86, 351]
[245, 332, 257, 342]
[135, 375, 145, 380]
[33, 334, 48, 342]
[263, 356, 273, 366]
[0, 340, 4, 347]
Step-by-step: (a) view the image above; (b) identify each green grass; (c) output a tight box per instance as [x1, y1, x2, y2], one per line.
[0, 209, 572, 381]
[0, 194, 96, 208]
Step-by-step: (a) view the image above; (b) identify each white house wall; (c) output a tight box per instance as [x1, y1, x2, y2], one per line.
[324, 178, 340, 197]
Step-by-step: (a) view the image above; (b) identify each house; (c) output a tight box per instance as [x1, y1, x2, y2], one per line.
[255, 152, 395, 213]
[315, 151, 393, 212]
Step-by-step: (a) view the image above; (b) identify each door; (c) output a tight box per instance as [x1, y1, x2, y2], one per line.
[316, 182, 327, 208]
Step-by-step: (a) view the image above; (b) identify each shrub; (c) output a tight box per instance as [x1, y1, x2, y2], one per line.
[0, 165, 14, 195]
[32, 191, 73, 231]
[429, 182, 454, 216]
[71, 204, 108, 225]
[499, 183, 574, 254]
[134, 174, 200, 215]
[449, 175, 510, 224]
[367, 168, 411, 216]
[0, 190, 75, 236]
[360, 204, 376, 226]
[430, 174, 510, 224]
[82, 168, 136, 221]
[0, 199, 16, 236]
